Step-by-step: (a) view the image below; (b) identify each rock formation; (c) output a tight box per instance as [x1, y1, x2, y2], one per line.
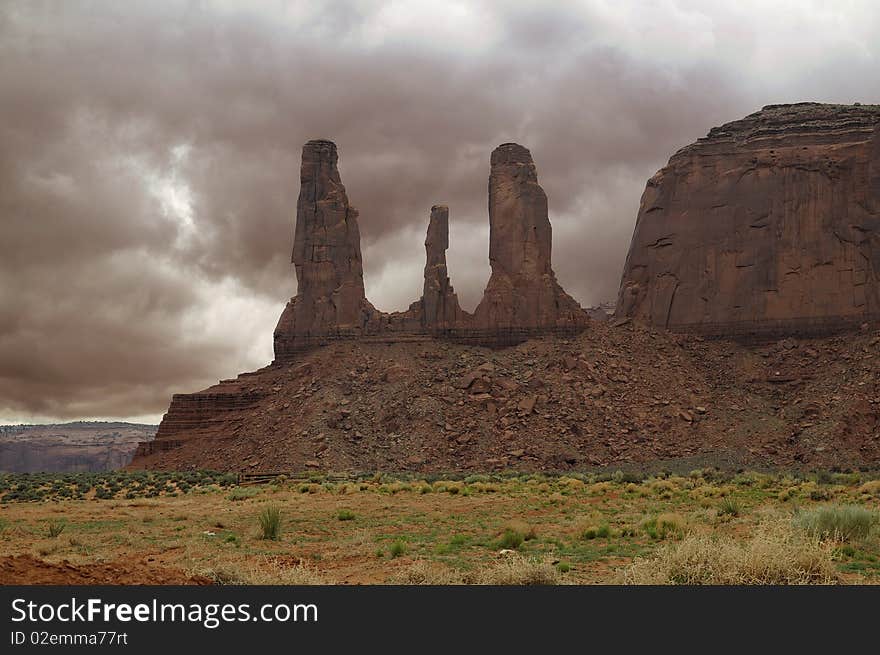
[421, 205, 463, 329]
[272, 139, 588, 360]
[132, 111, 880, 474]
[137, 138, 592, 464]
[617, 102, 880, 336]
[473, 143, 586, 331]
[273, 139, 379, 359]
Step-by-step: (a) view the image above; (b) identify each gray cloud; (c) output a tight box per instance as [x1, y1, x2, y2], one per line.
[1, 1, 878, 421]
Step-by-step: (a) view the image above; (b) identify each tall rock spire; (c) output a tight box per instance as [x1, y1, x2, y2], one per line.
[473, 143, 585, 330]
[274, 139, 376, 358]
[421, 204, 462, 329]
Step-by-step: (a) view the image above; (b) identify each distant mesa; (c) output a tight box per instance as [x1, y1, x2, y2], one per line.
[616, 102, 880, 338]
[273, 139, 589, 360]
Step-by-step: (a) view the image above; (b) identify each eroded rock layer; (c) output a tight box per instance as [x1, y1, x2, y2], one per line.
[617, 103, 880, 337]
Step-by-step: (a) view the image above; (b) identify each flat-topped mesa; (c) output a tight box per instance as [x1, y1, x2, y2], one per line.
[274, 140, 379, 358]
[421, 205, 463, 330]
[473, 143, 587, 332]
[616, 102, 880, 337]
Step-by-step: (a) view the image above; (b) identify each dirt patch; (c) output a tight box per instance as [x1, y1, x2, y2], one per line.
[0, 555, 212, 585]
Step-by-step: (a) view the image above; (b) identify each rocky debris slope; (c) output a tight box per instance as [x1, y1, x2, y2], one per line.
[132, 320, 880, 473]
[617, 103, 880, 337]
[272, 140, 587, 359]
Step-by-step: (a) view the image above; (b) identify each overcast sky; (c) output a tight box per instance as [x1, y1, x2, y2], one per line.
[1, 1, 878, 424]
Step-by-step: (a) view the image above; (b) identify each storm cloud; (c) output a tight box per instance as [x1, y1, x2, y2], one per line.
[1, 1, 878, 422]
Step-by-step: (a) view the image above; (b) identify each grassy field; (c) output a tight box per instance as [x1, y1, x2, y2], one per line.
[1, 470, 879, 584]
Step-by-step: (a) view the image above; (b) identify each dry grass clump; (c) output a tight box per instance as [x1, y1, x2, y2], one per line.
[587, 482, 613, 496]
[795, 504, 878, 541]
[643, 512, 686, 540]
[503, 520, 537, 541]
[198, 558, 330, 585]
[483, 555, 560, 585]
[858, 480, 880, 497]
[618, 521, 838, 585]
[392, 555, 561, 585]
[258, 505, 282, 540]
[390, 560, 470, 585]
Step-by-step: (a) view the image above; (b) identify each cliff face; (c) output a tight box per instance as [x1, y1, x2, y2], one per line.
[1, 423, 155, 472]
[617, 103, 880, 336]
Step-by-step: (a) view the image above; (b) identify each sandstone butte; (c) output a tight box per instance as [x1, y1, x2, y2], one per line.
[617, 102, 880, 336]
[132, 103, 880, 473]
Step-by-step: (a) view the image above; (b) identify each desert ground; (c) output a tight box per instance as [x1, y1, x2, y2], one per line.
[1, 469, 878, 585]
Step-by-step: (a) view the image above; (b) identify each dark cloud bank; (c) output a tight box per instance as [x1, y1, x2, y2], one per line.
[1, 1, 878, 421]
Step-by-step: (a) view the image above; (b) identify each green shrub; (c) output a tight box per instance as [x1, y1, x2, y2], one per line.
[228, 487, 259, 501]
[644, 513, 685, 540]
[719, 497, 741, 517]
[258, 506, 282, 541]
[46, 520, 66, 538]
[336, 509, 355, 521]
[390, 540, 406, 558]
[499, 528, 524, 549]
[795, 505, 878, 541]
[582, 523, 610, 540]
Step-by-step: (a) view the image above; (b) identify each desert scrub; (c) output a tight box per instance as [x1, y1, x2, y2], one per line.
[258, 506, 282, 540]
[581, 524, 610, 540]
[619, 522, 837, 585]
[336, 509, 355, 521]
[392, 555, 561, 585]
[504, 520, 537, 541]
[482, 555, 561, 585]
[389, 540, 407, 558]
[795, 505, 878, 542]
[228, 487, 260, 501]
[858, 480, 880, 497]
[719, 496, 741, 518]
[200, 558, 329, 585]
[498, 528, 524, 550]
[643, 513, 685, 540]
[46, 520, 66, 538]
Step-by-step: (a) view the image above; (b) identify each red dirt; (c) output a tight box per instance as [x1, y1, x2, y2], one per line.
[0, 555, 213, 586]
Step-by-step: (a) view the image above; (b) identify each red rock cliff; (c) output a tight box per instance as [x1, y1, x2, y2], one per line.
[617, 102, 880, 336]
